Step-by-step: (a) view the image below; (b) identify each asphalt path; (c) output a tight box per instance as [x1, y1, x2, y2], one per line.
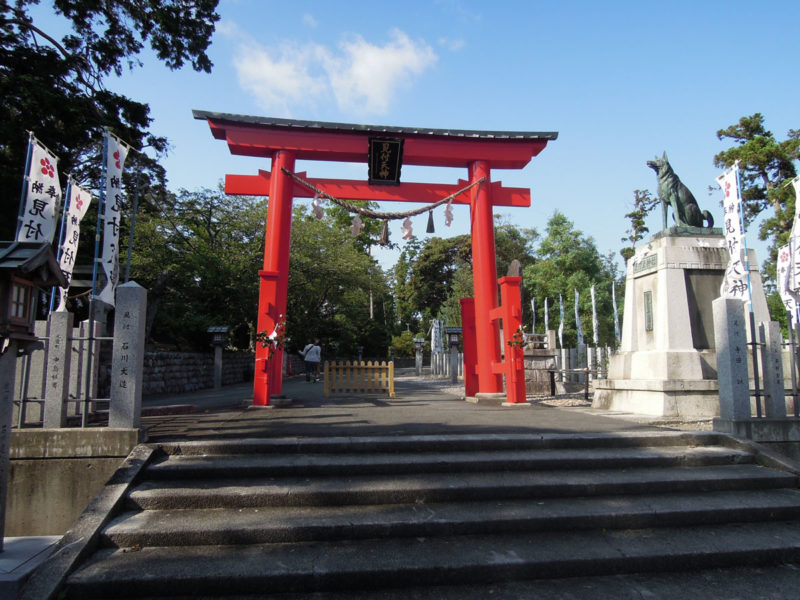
[139, 373, 677, 442]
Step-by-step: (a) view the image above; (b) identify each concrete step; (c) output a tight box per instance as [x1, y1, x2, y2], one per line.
[153, 431, 729, 456]
[144, 445, 755, 479]
[124, 563, 800, 600]
[126, 464, 798, 510]
[103, 488, 800, 548]
[66, 520, 800, 598]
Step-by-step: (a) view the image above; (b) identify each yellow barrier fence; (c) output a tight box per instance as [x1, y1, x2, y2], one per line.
[323, 361, 395, 398]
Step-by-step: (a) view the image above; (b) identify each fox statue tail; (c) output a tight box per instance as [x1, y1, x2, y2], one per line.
[702, 210, 714, 228]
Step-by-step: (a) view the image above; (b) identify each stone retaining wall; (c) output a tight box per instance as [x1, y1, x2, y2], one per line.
[142, 351, 254, 396]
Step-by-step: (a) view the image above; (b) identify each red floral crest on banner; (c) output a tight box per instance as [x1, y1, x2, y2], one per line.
[40, 157, 55, 177]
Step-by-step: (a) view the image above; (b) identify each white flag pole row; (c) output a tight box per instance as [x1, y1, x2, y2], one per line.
[13, 129, 137, 313]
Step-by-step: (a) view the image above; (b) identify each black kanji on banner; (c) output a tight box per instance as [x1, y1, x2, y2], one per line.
[368, 137, 404, 185]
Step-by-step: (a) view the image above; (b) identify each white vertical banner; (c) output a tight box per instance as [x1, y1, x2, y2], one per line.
[574, 288, 584, 347]
[590, 284, 599, 346]
[16, 138, 62, 244]
[531, 298, 535, 334]
[55, 181, 93, 312]
[98, 132, 130, 306]
[544, 297, 549, 333]
[778, 244, 799, 325]
[612, 281, 620, 342]
[789, 176, 800, 295]
[717, 164, 749, 300]
[558, 294, 564, 349]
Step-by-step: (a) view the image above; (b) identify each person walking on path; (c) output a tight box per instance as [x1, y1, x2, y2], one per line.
[300, 339, 322, 382]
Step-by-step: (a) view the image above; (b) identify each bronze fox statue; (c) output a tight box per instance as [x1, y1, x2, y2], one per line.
[647, 153, 714, 229]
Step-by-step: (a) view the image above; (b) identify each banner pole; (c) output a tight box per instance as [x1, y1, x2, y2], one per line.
[82, 131, 109, 427]
[49, 177, 73, 312]
[15, 133, 34, 239]
[734, 164, 762, 417]
[124, 168, 142, 283]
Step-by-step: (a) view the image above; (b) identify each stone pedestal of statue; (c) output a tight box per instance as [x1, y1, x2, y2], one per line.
[592, 228, 769, 417]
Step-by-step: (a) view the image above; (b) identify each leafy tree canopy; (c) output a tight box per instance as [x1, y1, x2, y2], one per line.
[128, 186, 264, 349]
[288, 207, 393, 358]
[713, 114, 799, 257]
[620, 189, 657, 262]
[0, 0, 220, 239]
[523, 212, 622, 347]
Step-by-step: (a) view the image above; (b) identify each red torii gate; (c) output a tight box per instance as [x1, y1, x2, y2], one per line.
[193, 111, 557, 406]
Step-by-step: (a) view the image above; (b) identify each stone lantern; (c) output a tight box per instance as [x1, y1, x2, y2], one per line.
[0, 242, 65, 348]
[0, 241, 66, 552]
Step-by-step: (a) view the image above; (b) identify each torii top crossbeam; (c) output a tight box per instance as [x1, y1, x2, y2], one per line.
[194, 110, 557, 406]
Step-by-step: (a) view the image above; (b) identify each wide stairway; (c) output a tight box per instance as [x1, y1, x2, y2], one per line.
[63, 431, 800, 598]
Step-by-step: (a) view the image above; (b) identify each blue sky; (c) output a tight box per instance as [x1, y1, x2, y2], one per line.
[37, 0, 800, 271]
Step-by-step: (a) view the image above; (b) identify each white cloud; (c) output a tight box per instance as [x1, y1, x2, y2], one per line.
[438, 37, 466, 51]
[227, 26, 437, 116]
[233, 42, 327, 116]
[322, 29, 437, 115]
[302, 13, 318, 28]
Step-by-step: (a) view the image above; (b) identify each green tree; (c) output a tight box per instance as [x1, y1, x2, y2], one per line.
[1, 0, 220, 239]
[390, 236, 422, 330]
[288, 207, 393, 358]
[390, 329, 425, 357]
[394, 222, 539, 334]
[522, 212, 621, 347]
[405, 235, 472, 324]
[324, 201, 388, 254]
[129, 186, 264, 349]
[436, 262, 473, 327]
[620, 189, 657, 262]
[493, 218, 539, 275]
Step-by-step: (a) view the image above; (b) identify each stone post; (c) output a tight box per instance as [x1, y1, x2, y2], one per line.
[0, 340, 18, 551]
[109, 282, 147, 429]
[759, 321, 787, 418]
[213, 344, 223, 389]
[569, 348, 577, 382]
[43, 310, 73, 428]
[449, 347, 458, 383]
[713, 298, 750, 420]
[414, 338, 425, 377]
[546, 330, 556, 353]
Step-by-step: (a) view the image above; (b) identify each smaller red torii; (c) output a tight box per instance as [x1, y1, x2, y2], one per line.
[194, 112, 557, 406]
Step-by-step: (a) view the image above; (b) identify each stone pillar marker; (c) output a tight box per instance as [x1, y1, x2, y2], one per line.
[760, 321, 787, 418]
[43, 310, 73, 428]
[109, 282, 147, 429]
[713, 297, 750, 420]
[413, 338, 425, 377]
[207, 326, 229, 390]
[0, 341, 18, 551]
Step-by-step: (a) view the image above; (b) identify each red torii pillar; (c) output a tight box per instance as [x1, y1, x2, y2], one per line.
[469, 161, 503, 393]
[254, 151, 295, 405]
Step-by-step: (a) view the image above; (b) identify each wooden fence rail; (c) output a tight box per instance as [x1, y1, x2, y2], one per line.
[323, 361, 395, 398]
